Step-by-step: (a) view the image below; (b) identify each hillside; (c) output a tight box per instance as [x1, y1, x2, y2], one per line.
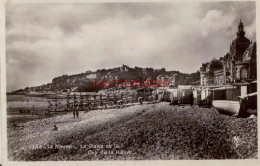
[10, 65, 200, 94]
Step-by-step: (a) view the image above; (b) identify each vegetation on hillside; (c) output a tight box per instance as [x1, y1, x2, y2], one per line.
[10, 65, 200, 94]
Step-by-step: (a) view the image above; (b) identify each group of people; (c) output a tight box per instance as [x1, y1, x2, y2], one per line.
[18, 109, 31, 114]
[18, 108, 38, 116]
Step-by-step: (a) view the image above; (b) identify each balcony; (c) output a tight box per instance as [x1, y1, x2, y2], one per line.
[235, 60, 250, 65]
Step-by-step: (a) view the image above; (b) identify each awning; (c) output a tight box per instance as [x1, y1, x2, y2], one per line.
[200, 85, 222, 90]
[211, 86, 237, 91]
[178, 85, 192, 89]
[158, 87, 169, 90]
[238, 92, 257, 99]
[166, 89, 178, 92]
[233, 82, 250, 86]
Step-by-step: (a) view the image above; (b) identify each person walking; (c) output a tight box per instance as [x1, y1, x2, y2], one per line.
[155, 93, 158, 103]
[31, 109, 34, 116]
[117, 100, 123, 108]
[193, 90, 198, 105]
[73, 110, 76, 118]
[189, 92, 194, 106]
[52, 125, 58, 131]
[138, 97, 143, 105]
[76, 108, 79, 118]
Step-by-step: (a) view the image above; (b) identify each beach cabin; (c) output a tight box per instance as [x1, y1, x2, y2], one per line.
[211, 86, 240, 115]
[169, 85, 193, 105]
[211, 81, 257, 117]
[136, 87, 155, 101]
[198, 85, 222, 107]
[178, 85, 193, 104]
[156, 87, 171, 102]
[169, 88, 178, 105]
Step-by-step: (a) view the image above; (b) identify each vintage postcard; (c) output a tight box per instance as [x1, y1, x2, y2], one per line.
[0, 0, 259, 165]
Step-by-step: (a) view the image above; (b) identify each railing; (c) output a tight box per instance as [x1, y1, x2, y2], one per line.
[46, 91, 156, 113]
[235, 60, 250, 64]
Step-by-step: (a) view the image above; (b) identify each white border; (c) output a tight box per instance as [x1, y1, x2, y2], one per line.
[1, 0, 260, 166]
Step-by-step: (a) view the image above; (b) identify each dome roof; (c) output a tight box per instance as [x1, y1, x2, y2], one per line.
[235, 20, 250, 44]
[234, 35, 250, 44]
[210, 58, 218, 63]
[210, 58, 222, 70]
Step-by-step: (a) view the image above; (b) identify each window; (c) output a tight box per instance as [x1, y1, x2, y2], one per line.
[241, 86, 247, 96]
[241, 68, 248, 80]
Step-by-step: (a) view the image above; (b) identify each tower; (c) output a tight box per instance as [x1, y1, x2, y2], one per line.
[237, 19, 245, 37]
[230, 20, 250, 60]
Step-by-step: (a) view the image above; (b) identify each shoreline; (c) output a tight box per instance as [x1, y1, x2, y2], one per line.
[7, 103, 257, 160]
[7, 112, 65, 127]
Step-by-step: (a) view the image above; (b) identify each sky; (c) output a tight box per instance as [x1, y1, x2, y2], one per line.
[6, 2, 256, 92]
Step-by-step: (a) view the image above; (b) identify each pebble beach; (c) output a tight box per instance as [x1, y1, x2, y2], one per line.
[7, 102, 257, 160]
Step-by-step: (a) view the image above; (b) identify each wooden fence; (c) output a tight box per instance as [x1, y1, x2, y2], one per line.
[47, 91, 156, 113]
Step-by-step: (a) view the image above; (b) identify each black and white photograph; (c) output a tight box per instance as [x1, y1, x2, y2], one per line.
[1, 0, 258, 164]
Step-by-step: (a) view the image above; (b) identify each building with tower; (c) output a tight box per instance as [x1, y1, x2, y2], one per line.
[200, 20, 257, 86]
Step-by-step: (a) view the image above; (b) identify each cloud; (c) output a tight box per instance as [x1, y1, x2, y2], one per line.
[245, 19, 256, 40]
[6, 2, 256, 91]
[201, 9, 236, 37]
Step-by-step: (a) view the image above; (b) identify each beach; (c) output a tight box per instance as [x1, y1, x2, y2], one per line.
[7, 102, 257, 160]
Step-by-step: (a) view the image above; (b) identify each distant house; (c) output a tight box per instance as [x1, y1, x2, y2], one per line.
[86, 74, 97, 79]
[120, 64, 130, 71]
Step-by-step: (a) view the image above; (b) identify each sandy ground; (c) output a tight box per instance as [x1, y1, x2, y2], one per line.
[7, 102, 257, 160]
